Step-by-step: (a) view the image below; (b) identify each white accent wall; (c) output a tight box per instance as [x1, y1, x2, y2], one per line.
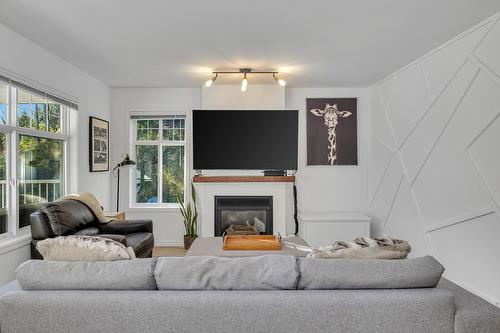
[0, 23, 111, 285]
[111, 87, 369, 245]
[368, 13, 500, 306]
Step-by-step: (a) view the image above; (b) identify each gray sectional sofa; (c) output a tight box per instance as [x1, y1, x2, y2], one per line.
[0, 255, 499, 333]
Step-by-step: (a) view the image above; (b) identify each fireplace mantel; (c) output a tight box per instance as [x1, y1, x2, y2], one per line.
[193, 176, 295, 183]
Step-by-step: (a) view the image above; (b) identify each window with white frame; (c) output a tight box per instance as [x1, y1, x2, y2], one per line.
[131, 116, 186, 207]
[0, 77, 72, 241]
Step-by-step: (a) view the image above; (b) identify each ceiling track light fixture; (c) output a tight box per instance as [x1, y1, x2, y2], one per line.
[204, 68, 286, 92]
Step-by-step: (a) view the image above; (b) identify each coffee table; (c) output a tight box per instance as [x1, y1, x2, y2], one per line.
[186, 236, 312, 257]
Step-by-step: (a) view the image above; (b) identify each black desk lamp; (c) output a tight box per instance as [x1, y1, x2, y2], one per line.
[113, 154, 136, 211]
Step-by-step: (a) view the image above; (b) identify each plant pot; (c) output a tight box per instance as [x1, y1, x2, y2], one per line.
[184, 234, 198, 250]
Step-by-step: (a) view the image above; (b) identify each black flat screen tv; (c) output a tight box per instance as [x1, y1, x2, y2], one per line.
[193, 110, 298, 170]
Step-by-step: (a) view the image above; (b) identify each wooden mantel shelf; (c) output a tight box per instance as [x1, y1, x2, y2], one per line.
[193, 176, 295, 183]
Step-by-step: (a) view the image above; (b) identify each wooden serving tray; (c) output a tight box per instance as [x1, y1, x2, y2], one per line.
[223, 235, 282, 251]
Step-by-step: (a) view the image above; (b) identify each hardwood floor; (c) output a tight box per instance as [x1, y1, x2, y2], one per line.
[153, 246, 186, 257]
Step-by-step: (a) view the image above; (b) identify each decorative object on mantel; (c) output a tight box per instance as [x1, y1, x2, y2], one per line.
[89, 116, 110, 172]
[307, 98, 358, 165]
[177, 183, 198, 250]
[192, 175, 295, 183]
[223, 235, 282, 251]
[307, 236, 411, 259]
[204, 68, 286, 91]
[113, 154, 136, 211]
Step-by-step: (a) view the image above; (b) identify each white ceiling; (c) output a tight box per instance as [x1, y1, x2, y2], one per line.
[0, 0, 499, 88]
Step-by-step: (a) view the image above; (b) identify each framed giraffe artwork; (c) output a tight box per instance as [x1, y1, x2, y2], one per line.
[306, 98, 358, 166]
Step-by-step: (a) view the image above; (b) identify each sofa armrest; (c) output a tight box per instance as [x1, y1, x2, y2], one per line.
[98, 220, 153, 234]
[438, 278, 500, 333]
[99, 234, 127, 246]
[30, 212, 53, 240]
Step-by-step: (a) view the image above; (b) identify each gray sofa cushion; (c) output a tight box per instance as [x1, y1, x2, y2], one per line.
[16, 258, 157, 290]
[298, 255, 444, 289]
[155, 255, 299, 290]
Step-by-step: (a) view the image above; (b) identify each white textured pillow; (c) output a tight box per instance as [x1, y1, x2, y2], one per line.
[37, 235, 136, 261]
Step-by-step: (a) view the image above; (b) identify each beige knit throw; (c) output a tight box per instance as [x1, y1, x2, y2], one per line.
[58, 192, 115, 223]
[307, 236, 411, 259]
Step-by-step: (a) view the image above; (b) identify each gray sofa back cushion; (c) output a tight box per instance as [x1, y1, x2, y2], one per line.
[155, 255, 299, 290]
[298, 255, 444, 289]
[16, 258, 157, 290]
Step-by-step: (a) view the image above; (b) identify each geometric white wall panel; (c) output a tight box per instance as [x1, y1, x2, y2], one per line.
[468, 115, 500, 208]
[422, 22, 492, 101]
[383, 180, 432, 258]
[386, 63, 430, 147]
[440, 72, 500, 148]
[369, 87, 396, 149]
[475, 19, 500, 78]
[368, 156, 404, 236]
[368, 136, 394, 202]
[428, 212, 500, 305]
[377, 75, 396, 109]
[399, 61, 479, 183]
[412, 138, 492, 228]
[369, 12, 500, 305]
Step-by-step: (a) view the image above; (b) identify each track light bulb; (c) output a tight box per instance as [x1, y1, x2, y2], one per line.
[274, 73, 286, 87]
[241, 73, 248, 92]
[205, 74, 217, 87]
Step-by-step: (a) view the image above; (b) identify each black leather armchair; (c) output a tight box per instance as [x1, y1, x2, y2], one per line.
[30, 200, 154, 259]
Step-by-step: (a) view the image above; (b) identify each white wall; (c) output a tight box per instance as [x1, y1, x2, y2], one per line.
[368, 12, 500, 306]
[110, 88, 201, 245]
[287, 88, 369, 213]
[111, 86, 368, 244]
[202, 85, 285, 109]
[0, 23, 111, 285]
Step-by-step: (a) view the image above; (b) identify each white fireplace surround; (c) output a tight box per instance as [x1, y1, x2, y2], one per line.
[195, 182, 294, 237]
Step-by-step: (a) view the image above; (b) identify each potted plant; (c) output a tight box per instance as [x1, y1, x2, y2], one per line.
[176, 182, 198, 250]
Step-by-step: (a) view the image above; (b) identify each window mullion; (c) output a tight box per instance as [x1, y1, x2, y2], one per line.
[158, 143, 163, 204]
[9, 87, 17, 128]
[8, 87, 18, 237]
[9, 130, 18, 237]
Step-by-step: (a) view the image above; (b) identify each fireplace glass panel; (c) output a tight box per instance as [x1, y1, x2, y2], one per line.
[214, 196, 273, 236]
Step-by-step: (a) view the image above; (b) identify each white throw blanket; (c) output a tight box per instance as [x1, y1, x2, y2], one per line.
[58, 192, 115, 223]
[307, 236, 411, 259]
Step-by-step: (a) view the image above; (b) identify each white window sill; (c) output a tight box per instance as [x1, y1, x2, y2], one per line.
[0, 234, 31, 256]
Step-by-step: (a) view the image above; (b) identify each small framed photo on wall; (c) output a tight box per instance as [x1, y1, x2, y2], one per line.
[307, 98, 358, 166]
[89, 116, 109, 172]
